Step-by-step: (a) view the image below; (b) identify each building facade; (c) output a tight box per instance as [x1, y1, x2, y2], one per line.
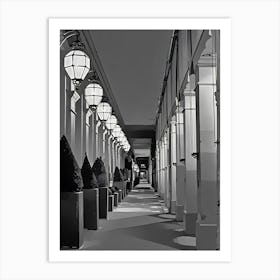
[155, 30, 220, 249]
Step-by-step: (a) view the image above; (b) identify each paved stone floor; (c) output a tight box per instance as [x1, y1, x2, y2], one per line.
[82, 182, 196, 250]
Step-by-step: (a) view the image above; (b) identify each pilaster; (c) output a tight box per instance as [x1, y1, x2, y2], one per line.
[183, 74, 198, 235]
[195, 54, 219, 250]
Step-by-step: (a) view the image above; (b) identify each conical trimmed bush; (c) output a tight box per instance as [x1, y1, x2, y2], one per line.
[121, 168, 128, 180]
[113, 167, 124, 182]
[60, 135, 83, 192]
[81, 154, 98, 189]
[92, 157, 109, 188]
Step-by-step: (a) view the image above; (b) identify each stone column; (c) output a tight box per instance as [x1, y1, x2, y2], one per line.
[160, 139, 165, 199]
[115, 141, 118, 169]
[119, 147, 123, 169]
[112, 139, 116, 172]
[195, 54, 219, 250]
[117, 143, 121, 168]
[74, 87, 85, 167]
[69, 88, 79, 153]
[95, 121, 101, 158]
[170, 118, 177, 214]
[103, 128, 109, 180]
[85, 108, 92, 163]
[121, 148, 124, 169]
[183, 75, 198, 235]
[155, 144, 160, 192]
[163, 133, 170, 210]
[162, 137, 166, 200]
[175, 102, 185, 221]
[81, 90, 87, 166]
[148, 157, 152, 185]
[61, 76, 72, 141]
[92, 110, 97, 163]
[108, 134, 113, 183]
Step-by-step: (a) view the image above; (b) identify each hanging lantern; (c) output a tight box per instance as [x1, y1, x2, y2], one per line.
[123, 142, 130, 152]
[85, 83, 103, 108]
[96, 102, 112, 121]
[122, 137, 128, 147]
[112, 125, 122, 138]
[105, 115, 118, 130]
[64, 47, 90, 87]
[117, 131, 125, 144]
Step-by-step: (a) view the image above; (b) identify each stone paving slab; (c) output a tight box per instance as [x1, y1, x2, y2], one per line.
[82, 183, 196, 250]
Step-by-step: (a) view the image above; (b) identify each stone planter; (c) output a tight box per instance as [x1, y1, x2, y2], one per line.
[113, 181, 125, 198]
[108, 195, 114, 211]
[117, 189, 122, 202]
[60, 191, 84, 249]
[83, 188, 99, 230]
[113, 192, 119, 207]
[99, 187, 108, 219]
[123, 180, 128, 197]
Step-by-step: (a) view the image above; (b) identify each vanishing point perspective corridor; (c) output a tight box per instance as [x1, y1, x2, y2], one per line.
[60, 29, 220, 250]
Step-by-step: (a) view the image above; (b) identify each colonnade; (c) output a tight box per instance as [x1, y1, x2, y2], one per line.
[155, 30, 220, 250]
[60, 73, 127, 183]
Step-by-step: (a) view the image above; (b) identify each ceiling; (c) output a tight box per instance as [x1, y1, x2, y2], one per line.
[131, 138, 152, 158]
[89, 30, 173, 125]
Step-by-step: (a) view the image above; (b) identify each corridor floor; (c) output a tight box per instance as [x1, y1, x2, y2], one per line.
[82, 182, 196, 250]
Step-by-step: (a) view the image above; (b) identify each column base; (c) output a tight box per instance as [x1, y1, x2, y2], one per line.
[183, 210, 197, 235]
[175, 204, 184, 221]
[171, 200, 176, 214]
[196, 216, 217, 250]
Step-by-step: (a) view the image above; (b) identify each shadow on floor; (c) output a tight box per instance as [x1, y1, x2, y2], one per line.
[83, 213, 196, 250]
[82, 183, 196, 250]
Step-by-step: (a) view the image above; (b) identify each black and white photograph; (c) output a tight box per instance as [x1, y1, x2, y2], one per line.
[1, 1, 280, 279]
[59, 28, 221, 251]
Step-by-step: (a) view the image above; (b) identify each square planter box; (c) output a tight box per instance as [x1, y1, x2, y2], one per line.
[98, 187, 108, 219]
[113, 192, 119, 207]
[117, 190, 122, 202]
[126, 181, 132, 193]
[108, 194, 114, 211]
[123, 180, 128, 197]
[60, 191, 84, 249]
[113, 181, 125, 198]
[83, 188, 99, 230]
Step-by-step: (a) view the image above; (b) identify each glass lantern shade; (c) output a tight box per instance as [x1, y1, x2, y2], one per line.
[105, 115, 117, 130]
[124, 143, 129, 149]
[121, 138, 128, 147]
[64, 50, 90, 85]
[85, 83, 103, 107]
[117, 132, 125, 144]
[96, 102, 112, 121]
[112, 125, 121, 138]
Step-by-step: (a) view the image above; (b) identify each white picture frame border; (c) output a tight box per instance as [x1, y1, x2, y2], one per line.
[49, 17, 231, 262]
